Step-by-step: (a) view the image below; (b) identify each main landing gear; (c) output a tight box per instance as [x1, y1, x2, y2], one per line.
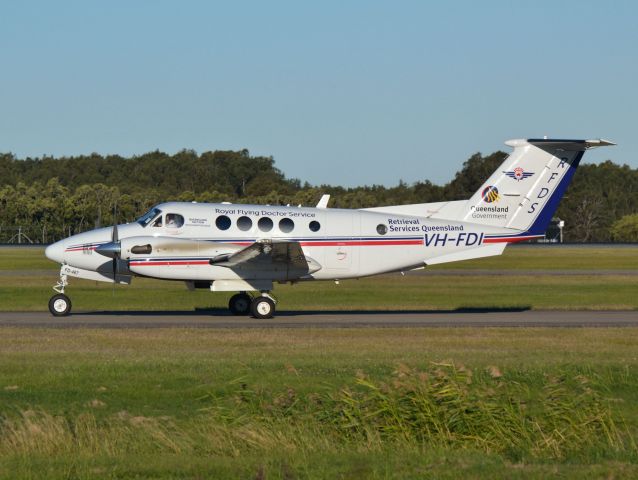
[228, 291, 276, 319]
[49, 273, 72, 316]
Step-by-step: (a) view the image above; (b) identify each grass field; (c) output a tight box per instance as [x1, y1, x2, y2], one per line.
[0, 246, 637, 312]
[0, 246, 637, 478]
[1, 327, 637, 479]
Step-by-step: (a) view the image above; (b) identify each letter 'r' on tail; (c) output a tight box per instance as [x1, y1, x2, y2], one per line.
[462, 138, 615, 237]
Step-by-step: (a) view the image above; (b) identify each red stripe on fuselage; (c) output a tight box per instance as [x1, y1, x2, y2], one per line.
[129, 260, 210, 267]
[65, 239, 422, 253]
[300, 240, 423, 247]
[128, 240, 424, 267]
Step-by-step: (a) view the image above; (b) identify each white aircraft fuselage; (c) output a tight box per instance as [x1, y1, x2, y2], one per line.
[46, 202, 513, 283]
[44, 137, 615, 318]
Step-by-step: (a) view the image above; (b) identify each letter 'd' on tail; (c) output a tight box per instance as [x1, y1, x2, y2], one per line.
[462, 138, 615, 236]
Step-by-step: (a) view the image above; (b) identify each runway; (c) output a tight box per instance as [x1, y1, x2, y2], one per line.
[0, 310, 636, 329]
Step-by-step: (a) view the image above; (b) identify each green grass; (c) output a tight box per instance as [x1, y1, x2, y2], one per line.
[428, 245, 638, 270]
[2, 272, 638, 312]
[0, 247, 58, 271]
[2, 245, 637, 271]
[0, 246, 637, 477]
[0, 328, 637, 478]
[0, 246, 637, 311]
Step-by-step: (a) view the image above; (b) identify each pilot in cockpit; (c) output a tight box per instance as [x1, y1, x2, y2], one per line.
[166, 214, 183, 228]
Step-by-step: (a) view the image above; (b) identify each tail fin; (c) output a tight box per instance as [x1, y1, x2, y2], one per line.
[461, 138, 615, 237]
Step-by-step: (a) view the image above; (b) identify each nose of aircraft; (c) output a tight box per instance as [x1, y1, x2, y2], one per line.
[45, 240, 66, 264]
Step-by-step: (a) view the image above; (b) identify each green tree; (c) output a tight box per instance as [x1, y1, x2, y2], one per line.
[610, 214, 638, 242]
[0, 147, 636, 243]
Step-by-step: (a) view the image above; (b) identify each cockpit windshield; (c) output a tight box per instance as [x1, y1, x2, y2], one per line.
[136, 207, 162, 227]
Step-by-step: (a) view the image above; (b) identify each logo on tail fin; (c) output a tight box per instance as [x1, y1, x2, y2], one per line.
[481, 186, 500, 203]
[504, 167, 534, 181]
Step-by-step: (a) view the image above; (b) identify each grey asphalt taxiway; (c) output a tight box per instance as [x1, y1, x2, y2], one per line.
[0, 310, 636, 329]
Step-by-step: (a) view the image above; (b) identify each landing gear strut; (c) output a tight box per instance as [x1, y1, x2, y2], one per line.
[49, 272, 72, 316]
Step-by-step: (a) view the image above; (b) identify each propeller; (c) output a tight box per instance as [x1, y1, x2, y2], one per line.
[95, 222, 121, 278]
[111, 223, 119, 276]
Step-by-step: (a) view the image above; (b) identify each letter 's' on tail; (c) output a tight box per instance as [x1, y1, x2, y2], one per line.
[460, 138, 615, 240]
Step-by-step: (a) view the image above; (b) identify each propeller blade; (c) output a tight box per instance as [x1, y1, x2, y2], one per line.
[95, 223, 122, 279]
[111, 207, 119, 288]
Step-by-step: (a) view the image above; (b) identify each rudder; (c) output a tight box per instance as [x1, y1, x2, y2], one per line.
[461, 138, 614, 236]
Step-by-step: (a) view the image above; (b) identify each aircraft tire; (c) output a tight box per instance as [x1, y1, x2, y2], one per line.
[229, 293, 251, 316]
[48, 294, 72, 317]
[251, 296, 275, 319]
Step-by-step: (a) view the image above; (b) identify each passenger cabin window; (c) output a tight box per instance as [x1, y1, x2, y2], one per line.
[216, 215, 231, 230]
[279, 218, 294, 233]
[237, 216, 252, 231]
[376, 224, 388, 235]
[165, 213, 184, 228]
[309, 220, 321, 232]
[258, 217, 273, 232]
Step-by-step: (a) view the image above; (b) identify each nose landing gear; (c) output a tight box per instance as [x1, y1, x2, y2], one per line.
[49, 272, 72, 316]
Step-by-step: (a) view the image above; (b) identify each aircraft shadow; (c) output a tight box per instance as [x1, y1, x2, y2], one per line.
[275, 307, 532, 316]
[81, 306, 532, 317]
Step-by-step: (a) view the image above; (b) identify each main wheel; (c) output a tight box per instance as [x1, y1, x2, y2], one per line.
[250, 296, 275, 319]
[48, 294, 72, 317]
[229, 293, 251, 316]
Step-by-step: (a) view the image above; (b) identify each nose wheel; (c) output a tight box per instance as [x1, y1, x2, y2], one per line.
[49, 293, 72, 316]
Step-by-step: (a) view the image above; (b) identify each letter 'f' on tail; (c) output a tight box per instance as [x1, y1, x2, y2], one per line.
[461, 138, 615, 239]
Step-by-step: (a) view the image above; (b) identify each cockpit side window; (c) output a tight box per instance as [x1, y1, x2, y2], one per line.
[152, 216, 163, 228]
[165, 213, 184, 228]
[137, 208, 162, 227]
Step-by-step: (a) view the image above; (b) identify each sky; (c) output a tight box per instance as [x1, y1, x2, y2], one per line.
[1, 1, 636, 187]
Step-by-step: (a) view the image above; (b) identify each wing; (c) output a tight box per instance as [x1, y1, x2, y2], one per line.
[210, 239, 321, 279]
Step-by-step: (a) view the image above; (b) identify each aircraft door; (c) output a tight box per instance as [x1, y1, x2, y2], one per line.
[324, 211, 360, 273]
[299, 211, 325, 271]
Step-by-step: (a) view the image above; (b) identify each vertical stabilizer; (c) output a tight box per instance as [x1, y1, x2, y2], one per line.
[460, 138, 614, 236]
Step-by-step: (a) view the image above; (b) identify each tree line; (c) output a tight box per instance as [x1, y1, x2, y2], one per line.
[0, 149, 636, 243]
